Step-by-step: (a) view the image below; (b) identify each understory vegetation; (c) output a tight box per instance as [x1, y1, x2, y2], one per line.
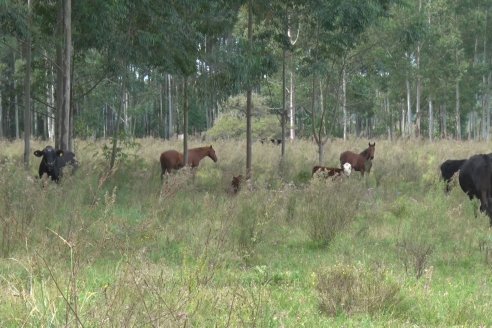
[1, 138, 492, 327]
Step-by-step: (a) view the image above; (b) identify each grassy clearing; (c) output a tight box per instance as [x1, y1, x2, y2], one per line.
[1, 138, 492, 326]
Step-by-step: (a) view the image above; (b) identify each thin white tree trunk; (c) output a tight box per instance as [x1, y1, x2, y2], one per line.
[401, 101, 405, 137]
[47, 60, 54, 141]
[287, 15, 299, 140]
[342, 67, 347, 140]
[428, 96, 433, 141]
[406, 79, 412, 137]
[487, 73, 491, 141]
[167, 74, 173, 139]
[455, 80, 461, 140]
[289, 69, 295, 140]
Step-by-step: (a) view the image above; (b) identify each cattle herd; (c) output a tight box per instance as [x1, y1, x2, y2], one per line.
[32, 142, 491, 226]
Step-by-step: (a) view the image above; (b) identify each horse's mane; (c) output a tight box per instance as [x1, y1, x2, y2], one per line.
[189, 146, 210, 152]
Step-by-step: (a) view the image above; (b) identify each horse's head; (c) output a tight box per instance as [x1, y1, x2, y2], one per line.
[343, 162, 352, 176]
[208, 145, 218, 162]
[366, 142, 376, 160]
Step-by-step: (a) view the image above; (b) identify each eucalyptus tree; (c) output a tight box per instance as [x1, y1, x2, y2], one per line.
[23, 0, 32, 166]
[299, 0, 392, 163]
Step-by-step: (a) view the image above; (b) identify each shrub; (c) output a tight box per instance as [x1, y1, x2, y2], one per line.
[300, 178, 362, 246]
[316, 263, 402, 317]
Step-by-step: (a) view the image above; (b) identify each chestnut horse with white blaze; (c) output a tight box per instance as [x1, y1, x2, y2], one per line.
[340, 142, 375, 176]
[160, 145, 218, 178]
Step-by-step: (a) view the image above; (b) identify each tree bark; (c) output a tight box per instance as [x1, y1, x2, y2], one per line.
[289, 68, 295, 140]
[159, 80, 164, 138]
[342, 67, 347, 140]
[109, 84, 124, 170]
[23, 0, 32, 167]
[14, 57, 19, 139]
[287, 14, 299, 141]
[55, 1, 63, 148]
[55, 0, 72, 150]
[246, 0, 253, 179]
[406, 78, 412, 137]
[183, 77, 189, 166]
[281, 49, 286, 158]
[0, 87, 3, 138]
[415, 0, 422, 138]
[455, 80, 461, 140]
[428, 95, 433, 141]
[167, 74, 173, 139]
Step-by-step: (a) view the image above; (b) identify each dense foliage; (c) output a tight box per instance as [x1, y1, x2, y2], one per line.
[2, 0, 491, 143]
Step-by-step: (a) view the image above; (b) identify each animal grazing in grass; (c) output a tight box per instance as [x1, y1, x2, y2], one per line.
[160, 145, 218, 178]
[260, 138, 281, 145]
[340, 142, 375, 176]
[440, 159, 467, 192]
[312, 162, 352, 179]
[230, 175, 244, 194]
[458, 154, 492, 225]
[33, 146, 79, 182]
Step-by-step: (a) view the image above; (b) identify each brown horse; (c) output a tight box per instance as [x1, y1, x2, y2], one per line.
[160, 145, 218, 178]
[339, 142, 375, 176]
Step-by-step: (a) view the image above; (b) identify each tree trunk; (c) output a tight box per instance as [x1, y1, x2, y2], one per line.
[415, 0, 422, 138]
[400, 101, 405, 137]
[246, 0, 253, 179]
[406, 78, 412, 137]
[287, 15, 299, 141]
[159, 80, 164, 138]
[318, 142, 324, 165]
[487, 73, 491, 142]
[55, 5, 63, 149]
[109, 82, 125, 170]
[0, 87, 3, 138]
[281, 49, 286, 158]
[183, 77, 189, 166]
[14, 69, 19, 140]
[428, 96, 433, 141]
[289, 65, 295, 140]
[167, 74, 173, 139]
[342, 67, 347, 140]
[441, 104, 447, 139]
[60, 0, 71, 151]
[23, 0, 32, 167]
[455, 80, 461, 140]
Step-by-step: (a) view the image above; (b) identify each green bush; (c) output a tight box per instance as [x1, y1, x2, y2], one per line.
[316, 263, 402, 317]
[300, 178, 362, 246]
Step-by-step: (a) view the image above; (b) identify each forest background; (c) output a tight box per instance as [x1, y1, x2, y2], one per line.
[2, 0, 492, 171]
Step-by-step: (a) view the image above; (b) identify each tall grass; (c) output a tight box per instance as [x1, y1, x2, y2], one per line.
[1, 138, 492, 326]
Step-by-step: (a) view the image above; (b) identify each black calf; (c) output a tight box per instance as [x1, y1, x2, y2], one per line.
[34, 146, 78, 182]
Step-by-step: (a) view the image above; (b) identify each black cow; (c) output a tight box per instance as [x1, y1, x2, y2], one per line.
[458, 154, 492, 225]
[33, 146, 79, 182]
[440, 159, 467, 192]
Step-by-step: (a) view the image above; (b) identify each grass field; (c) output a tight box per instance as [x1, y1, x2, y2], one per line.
[1, 138, 492, 327]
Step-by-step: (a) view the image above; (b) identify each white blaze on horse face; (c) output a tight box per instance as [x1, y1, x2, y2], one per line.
[343, 162, 352, 176]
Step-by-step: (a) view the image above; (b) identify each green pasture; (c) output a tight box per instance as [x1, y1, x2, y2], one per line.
[1, 138, 492, 327]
